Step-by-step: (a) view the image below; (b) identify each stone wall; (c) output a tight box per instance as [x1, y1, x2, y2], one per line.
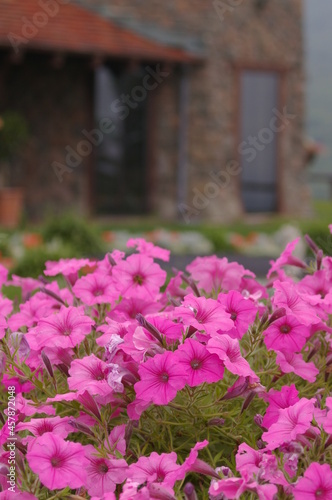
[84, 0, 308, 222]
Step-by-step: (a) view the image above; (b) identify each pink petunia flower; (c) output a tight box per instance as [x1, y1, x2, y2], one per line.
[8, 295, 54, 331]
[34, 306, 94, 348]
[186, 255, 255, 294]
[73, 272, 117, 306]
[26, 433, 88, 490]
[144, 315, 183, 342]
[112, 254, 166, 299]
[127, 238, 170, 262]
[235, 443, 262, 478]
[68, 354, 113, 396]
[44, 257, 95, 285]
[7, 274, 41, 301]
[0, 492, 37, 500]
[267, 237, 306, 278]
[0, 263, 8, 287]
[119, 480, 174, 500]
[16, 416, 72, 443]
[0, 295, 13, 317]
[209, 477, 247, 499]
[97, 250, 125, 276]
[134, 351, 186, 405]
[321, 397, 332, 434]
[262, 398, 315, 450]
[293, 462, 332, 500]
[85, 446, 128, 496]
[276, 351, 319, 383]
[109, 297, 160, 322]
[0, 314, 6, 340]
[207, 335, 258, 380]
[106, 424, 127, 456]
[263, 314, 310, 353]
[174, 338, 224, 387]
[273, 280, 320, 326]
[128, 451, 181, 487]
[176, 294, 233, 337]
[218, 290, 257, 339]
[262, 384, 299, 429]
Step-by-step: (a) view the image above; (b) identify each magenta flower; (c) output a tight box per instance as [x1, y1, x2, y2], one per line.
[109, 297, 160, 321]
[44, 257, 94, 285]
[128, 451, 181, 486]
[174, 338, 224, 387]
[293, 463, 332, 500]
[16, 416, 72, 442]
[106, 424, 126, 455]
[112, 254, 166, 299]
[321, 397, 332, 434]
[0, 314, 6, 340]
[97, 250, 125, 276]
[263, 314, 310, 353]
[35, 306, 94, 348]
[8, 274, 40, 296]
[267, 237, 306, 278]
[26, 434, 88, 490]
[187, 255, 255, 294]
[73, 272, 117, 306]
[8, 296, 53, 330]
[262, 384, 299, 429]
[276, 351, 319, 382]
[0, 492, 37, 500]
[262, 398, 315, 450]
[209, 477, 247, 499]
[85, 447, 128, 496]
[0, 295, 13, 317]
[144, 315, 183, 342]
[68, 354, 113, 396]
[207, 335, 258, 380]
[235, 443, 262, 478]
[176, 294, 233, 337]
[0, 263, 8, 286]
[273, 280, 320, 326]
[134, 351, 186, 405]
[218, 290, 257, 339]
[127, 238, 170, 262]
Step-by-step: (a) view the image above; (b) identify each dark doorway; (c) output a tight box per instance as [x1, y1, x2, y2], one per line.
[94, 65, 148, 215]
[240, 70, 280, 212]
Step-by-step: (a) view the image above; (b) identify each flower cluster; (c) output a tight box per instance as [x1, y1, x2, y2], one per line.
[0, 234, 332, 499]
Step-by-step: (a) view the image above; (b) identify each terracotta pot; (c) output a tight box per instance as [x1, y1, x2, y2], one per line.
[0, 188, 24, 228]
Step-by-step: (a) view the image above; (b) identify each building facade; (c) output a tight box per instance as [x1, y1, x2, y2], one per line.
[0, 0, 309, 222]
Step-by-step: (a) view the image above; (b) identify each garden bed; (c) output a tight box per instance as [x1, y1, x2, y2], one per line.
[0, 231, 332, 498]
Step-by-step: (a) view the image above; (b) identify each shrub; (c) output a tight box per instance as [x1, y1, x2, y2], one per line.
[42, 214, 104, 256]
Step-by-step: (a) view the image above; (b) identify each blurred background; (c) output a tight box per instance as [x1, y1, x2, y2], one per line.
[0, 0, 331, 277]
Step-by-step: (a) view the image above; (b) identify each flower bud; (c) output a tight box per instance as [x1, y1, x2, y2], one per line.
[304, 234, 319, 255]
[41, 351, 55, 381]
[317, 249, 323, 270]
[184, 483, 198, 500]
[77, 391, 101, 421]
[207, 418, 225, 427]
[136, 314, 163, 345]
[189, 458, 220, 479]
[267, 308, 286, 325]
[254, 414, 267, 431]
[148, 483, 176, 500]
[68, 419, 95, 437]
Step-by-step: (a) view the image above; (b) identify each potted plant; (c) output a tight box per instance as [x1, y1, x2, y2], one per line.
[0, 111, 28, 228]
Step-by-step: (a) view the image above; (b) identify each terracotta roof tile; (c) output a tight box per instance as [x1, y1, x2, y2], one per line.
[0, 0, 201, 62]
